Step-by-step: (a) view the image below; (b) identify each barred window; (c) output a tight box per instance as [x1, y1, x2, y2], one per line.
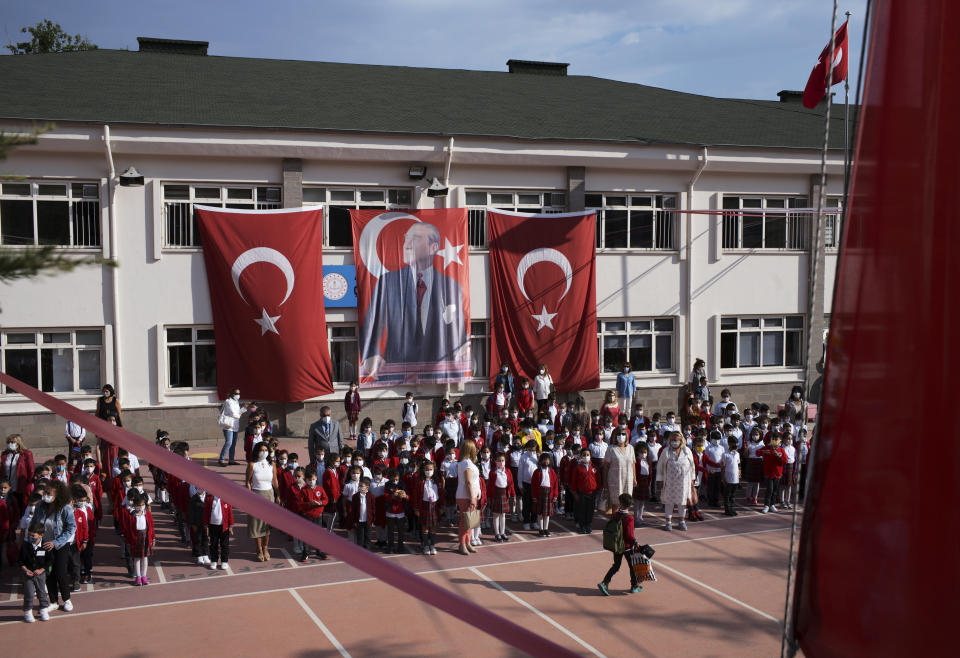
[464, 191, 567, 248]
[720, 316, 804, 369]
[162, 184, 282, 248]
[586, 194, 678, 250]
[0, 182, 100, 247]
[824, 197, 842, 248]
[597, 318, 674, 373]
[328, 325, 358, 384]
[165, 326, 217, 389]
[303, 187, 412, 248]
[0, 328, 103, 394]
[470, 320, 489, 379]
[721, 196, 808, 250]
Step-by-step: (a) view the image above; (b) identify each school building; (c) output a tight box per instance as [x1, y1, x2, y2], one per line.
[0, 38, 846, 448]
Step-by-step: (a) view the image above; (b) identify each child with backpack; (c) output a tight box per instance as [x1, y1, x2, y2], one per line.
[598, 493, 642, 596]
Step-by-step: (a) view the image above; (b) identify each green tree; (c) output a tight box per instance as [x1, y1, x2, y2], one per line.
[0, 126, 114, 304]
[6, 19, 98, 54]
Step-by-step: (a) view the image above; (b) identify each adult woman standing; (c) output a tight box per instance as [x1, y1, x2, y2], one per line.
[32, 480, 76, 612]
[245, 443, 279, 562]
[533, 364, 553, 411]
[784, 385, 807, 423]
[688, 358, 706, 393]
[218, 387, 247, 467]
[455, 439, 480, 555]
[657, 431, 696, 532]
[603, 431, 635, 514]
[2, 434, 35, 512]
[615, 363, 636, 415]
[95, 384, 122, 476]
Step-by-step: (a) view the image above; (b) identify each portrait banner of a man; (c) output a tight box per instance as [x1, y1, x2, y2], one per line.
[350, 209, 471, 386]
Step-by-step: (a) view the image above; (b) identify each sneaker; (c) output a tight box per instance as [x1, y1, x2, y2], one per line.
[42, 603, 59, 615]
[62, 599, 73, 612]
[678, 521, 687, 531]
[524, 523, 532, 530]
[597, 582, 611, 597]
[24, 610, 35, 623]
[134, 577, 143, 586]
[505, 528, 513, 536]
[664, 521, 672, 532]
[770, 505, 778, 513]
[761, 506, 769, 514]
[629, 586, 644, 594]
[38, 607, 49, 621]
[220, 562, 229, 570]
[545, 530, 551, 537]
[142, 577, 150, 585]
[207, 562, 218, 570]
[196, 556, 205, 565]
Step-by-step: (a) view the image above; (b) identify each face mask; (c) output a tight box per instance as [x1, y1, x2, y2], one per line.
[123, 482, 132, 489]
[745, 415, 753, 421]
[722, 396, 729, 402]
[400, 457, 409, 465]
[289, 461, 299, 469]
[425, 431, 434, 437]
[296, 477, 305, 486]
[333, 462, 341, 470]
[482, 454, 490, 461]
[308, 479, 317, 487]
[258, 453, 268, 461]
[581, 457, 590, 464]
[42, 494, 54, 503]
[671, 442, 681, 449]
[355, 460, 364, 467]
[793, 392, 801, 399]
[7, 443, 16, 451]
[667, 418, 675, 425]
[31, 536, 42, 547]
[232, 394, 240, 401]
[279, 459, 288, 466]
[699, 423, 707, 429]
[135, 507, 145, 515]
[351, 474, 360, 481]
[539, 369, 545, 375]
[85, 467, 95, 475]
[424, 470, 434, 477]
[546, 441, 554, 448]
[502, 367, 508, 373]
[403, 429, 412, 437]
[350, 386, 357, 391]
[406, 397, 413, 403]
[323, 415, 330, 422]
[135, 486, 144, 493]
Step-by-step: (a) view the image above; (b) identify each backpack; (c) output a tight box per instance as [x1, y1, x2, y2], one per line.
[602, 513, 625, 553]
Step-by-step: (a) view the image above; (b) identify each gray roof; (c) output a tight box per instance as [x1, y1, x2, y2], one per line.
[0, 49, 853, 149]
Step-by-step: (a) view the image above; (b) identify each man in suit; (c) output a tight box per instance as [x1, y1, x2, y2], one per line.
[359, 222, 467, 378]
[308, 406, 344, 463]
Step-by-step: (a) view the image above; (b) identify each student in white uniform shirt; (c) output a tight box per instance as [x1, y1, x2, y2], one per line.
[112, 449, 140, 477]
[721, 437, 741, 516]
[713, 389, 737, 418]
[659, 413, 681, 438]
[401, 393, 419, 429]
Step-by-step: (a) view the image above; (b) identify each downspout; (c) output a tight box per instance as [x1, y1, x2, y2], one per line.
[443, 136, 455, 187]
[103, 125, 123, 397]
[685, 146, 708, 384]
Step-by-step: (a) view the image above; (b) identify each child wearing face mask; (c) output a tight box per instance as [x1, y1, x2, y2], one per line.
[356, 421, 376, 460]
[633, 443, 651, 526]
[79, 459, 103, 525]
[121, 493, 155, 586]
[51, 455, 69, 486]
[531, 454, 558, 537]
[571, 450, 601, 533]
[370, 466, 389, 548]
[150, 432, 171, 510]
[486, 452, 516, 542]
[300, 467, 329, 560]
[188, 486, 210, 566]
[372, 443, 396, 472]
[413, 461, 442, 554]
[703, 430, 725, 508]
[347, 477, 375, 550]
[487, 384, 507, 417]
[441, 441, 460, 526]
[69, 485, 90, 591]
[19, 522, 53, 622]
[616, 364, 637, 415]
[383, 468, 409, 553]
[286, 467, 309, 559]
[399, 392, 418, 429]
[276, 451, 295, 510]
[321, 454, 342, 531]
[516, 378, 535, 416]
[780, 435, 798, 509]
[344, 381, 362, 441]
[112, 449, 140, 479]
[203, 492, 234, 570]
[742, 429, 765, 505]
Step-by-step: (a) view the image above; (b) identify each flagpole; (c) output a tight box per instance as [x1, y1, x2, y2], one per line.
[844, 10, 852, 182]
[781, 7, 838, 657]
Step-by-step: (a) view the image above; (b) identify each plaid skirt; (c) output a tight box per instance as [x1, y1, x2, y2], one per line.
[129, 529, 153, 558]
[743, 458, 763, 483]
[534, 487, 555, 516]
[781, 467, 797, 486]
[418, 500, 441, 531]
[444, 479, 459, 506]
[633, 474, 650, 502]
[348, 410, 359, 423]
[490, 486, 513, 514]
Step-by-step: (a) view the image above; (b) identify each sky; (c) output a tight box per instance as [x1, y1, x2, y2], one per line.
[0, 0, 868, 100]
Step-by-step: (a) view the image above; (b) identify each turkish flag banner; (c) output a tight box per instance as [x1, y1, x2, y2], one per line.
[802, 19, 848, 109]
[196, 206, 333, 402]
[488, 210, 599, 392]
[351, 209, 471, 387]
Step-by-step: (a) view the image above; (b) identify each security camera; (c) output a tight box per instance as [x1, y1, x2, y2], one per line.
[118, 166, 144, 187]
[426, 177, 449, 198]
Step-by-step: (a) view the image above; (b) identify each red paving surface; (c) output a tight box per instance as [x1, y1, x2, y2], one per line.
[1, 442, 800, 656]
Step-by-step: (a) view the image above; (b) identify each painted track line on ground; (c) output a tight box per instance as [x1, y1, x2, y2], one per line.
[0, 526, 792, 626]
[279, 548, 298, 568]
[154, 561, 167, 584]
[288, 588, 352, 657]
[653, 559, 781, 624]
[469, 566, 607, 658]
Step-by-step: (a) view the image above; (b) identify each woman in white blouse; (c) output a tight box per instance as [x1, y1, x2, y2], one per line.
[218, 387, 248, 467]
[245, 443, 279, 561]
[533, 364, 553, 410]
[455, 440, 480, 556]
[657, 431, 696, 532]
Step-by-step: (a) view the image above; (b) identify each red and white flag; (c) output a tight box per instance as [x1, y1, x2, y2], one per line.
[488, 210, 599, 392]
[351, 209, 471, 386]
[802, 20, 849, 108]
[196, 206, 333, 401]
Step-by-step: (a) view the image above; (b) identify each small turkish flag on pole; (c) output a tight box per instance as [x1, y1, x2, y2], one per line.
[802, 20, 849, 109]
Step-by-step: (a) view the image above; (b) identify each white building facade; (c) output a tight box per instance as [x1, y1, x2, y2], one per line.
[0, 44, 844, 446]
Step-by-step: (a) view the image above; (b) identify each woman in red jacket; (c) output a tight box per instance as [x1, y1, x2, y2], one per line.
[2, 434, 35, 512]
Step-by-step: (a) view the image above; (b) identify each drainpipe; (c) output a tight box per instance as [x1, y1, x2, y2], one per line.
[103, 125, 123, 397]
[684, 146, 708, 385]
[443, 136, 455, 187]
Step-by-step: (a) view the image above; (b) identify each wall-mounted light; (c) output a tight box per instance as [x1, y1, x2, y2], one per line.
[426, 177, 449, 198]
[408, 165, 427, 180]
[118, 166, 144, 187]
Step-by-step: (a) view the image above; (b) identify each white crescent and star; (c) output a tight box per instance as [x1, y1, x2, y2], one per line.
[230, 247, 295, 336]
[358, 212, 464, 277]
[516, 248, 573, 333]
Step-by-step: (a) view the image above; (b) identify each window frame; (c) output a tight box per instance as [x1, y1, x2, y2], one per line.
[164, 325, 217, 391]
[597, 317, 675, 375]
[585, 193, 679, 251]
[824, 197, 842, 250]
[0, 328, 105, 395]
[464, 190, 567, 249]
[302, 186, 413, 249]
[0, 181, 102, 249]
[161, 183, 283, 249]
[327, 323, 359, 385]
[470, 320, 490, 380]
[721, 195, 809, 251]
[719, 315, 805, 371]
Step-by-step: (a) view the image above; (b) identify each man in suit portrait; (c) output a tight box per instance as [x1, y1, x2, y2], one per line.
[359, 222, 466, 379]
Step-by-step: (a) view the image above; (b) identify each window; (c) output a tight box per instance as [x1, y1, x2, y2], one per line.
[464, 191, 567, 248]
[162, 184, 282, 248]
[720, 316, 804, 368]
[0, 329, 103, 394]
[585, 194, 678, 250]
[328, 325, 358, 384]
[824, 197, 842, 248]
[597, 318, 674, 373]
[165, 327, 216, 389]
[0, 182, 101, 247]
[303, 187, 412, 248]
[722, 196, 808, 250]
[470, 320, 489, 379]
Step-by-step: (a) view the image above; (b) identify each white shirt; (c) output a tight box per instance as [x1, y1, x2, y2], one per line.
[422, 479, 438, 502]
[440, 458, 458, 478]
[456, 460, 480, 498]
[135, 512, 147, 531]
[638, 459, 650, 475]
[439, 419, 463, 444]
[660, 422, 680, 437]
[369, 477, 386, 498]
[518, 452, 539, 485]
[713, 400, 736, 417]
[357, 432, 375, 452]
[250, 460, 274, 491]
[210, 497, 223, 525]
[537, 467, 551, 487]
[222, 397, 242, 432]
[646, 441, 662, 462]
[414, 265, 433, 333]
[533, 374, 552, 400]
[494, 468, 508, 488]
[65, 422, 85, 441]
[745, 441, 763, 459]
[113, 453, 140, 477]
[704, 443, 725, 472]
[342, 479, 360, 501]
[588, 440, 608, 461]
[782, 445, 797, 464]
[508, 449, 522, 467]
[722, 450, 741, 483]
[358, 492, 368, 521]
[402, 401, 419, 427]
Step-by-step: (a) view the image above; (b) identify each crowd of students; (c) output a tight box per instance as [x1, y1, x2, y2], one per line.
[0, 362, 811, 621]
